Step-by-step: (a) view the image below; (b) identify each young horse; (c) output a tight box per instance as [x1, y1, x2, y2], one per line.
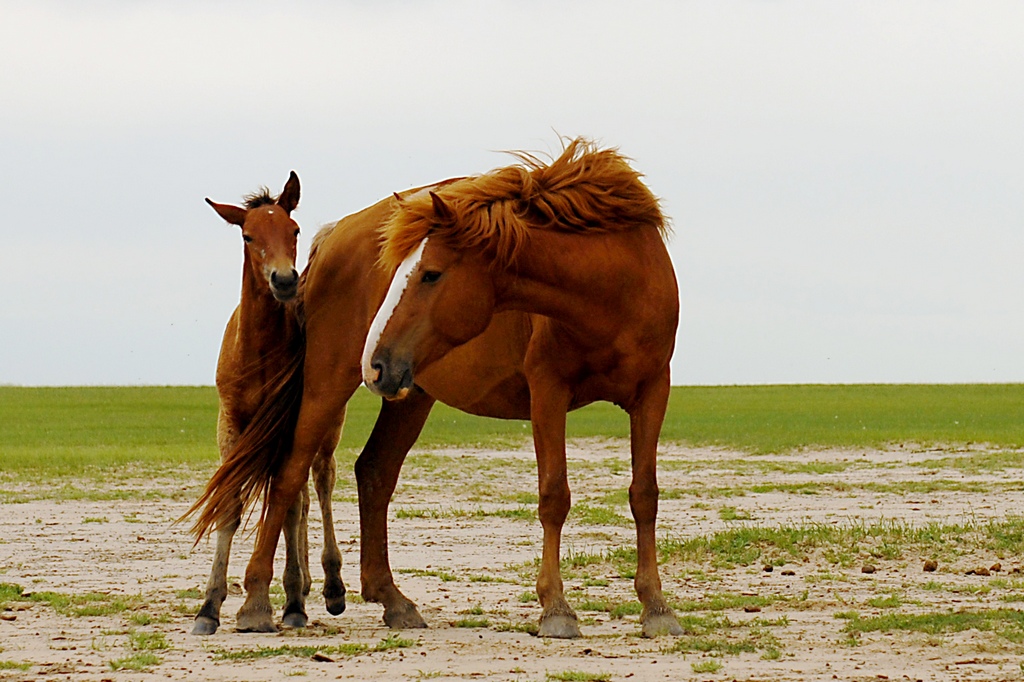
[189, 139, 681, 638]
[192, 172, 346, 635]
[362, 140, 683, 638]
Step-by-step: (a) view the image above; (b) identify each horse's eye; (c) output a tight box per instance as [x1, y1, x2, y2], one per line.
[243, 234, 253, 243]
[421, 271, 442, 284]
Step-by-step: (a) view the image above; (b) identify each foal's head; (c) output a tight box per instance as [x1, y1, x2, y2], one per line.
[207, 171, 302, 302]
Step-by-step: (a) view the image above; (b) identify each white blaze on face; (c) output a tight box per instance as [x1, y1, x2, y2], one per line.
[361, 239, 428, 385]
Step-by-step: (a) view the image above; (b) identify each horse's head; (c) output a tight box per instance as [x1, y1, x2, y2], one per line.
[207, 171, 302, 302]
[362, 194, 497, 399]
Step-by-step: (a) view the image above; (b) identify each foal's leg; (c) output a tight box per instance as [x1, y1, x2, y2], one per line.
[628, 370, 682, 637]
[193, 410, 240, 635]
[312, 411, 346, 616]
[281, 483, 311, 628]
[354, 390, 434, 629]
[237, 385, 355, 633]
[531, 383, 579, 639]
[192, 513, 239, 635]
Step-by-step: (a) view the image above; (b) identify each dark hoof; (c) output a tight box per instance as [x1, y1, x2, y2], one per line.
[642, 612, 684, 638]
[191, 616, 219, 636]
[282, 611, 308, 629]
[323, 585, 346, 616]
[538, 613, 582, 639]
[383, 603, 427, 629]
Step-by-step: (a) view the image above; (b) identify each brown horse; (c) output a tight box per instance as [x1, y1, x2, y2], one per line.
[190, 139, 681, 638]
[363, 140, 683, 638]
[191, 172, 346, 635]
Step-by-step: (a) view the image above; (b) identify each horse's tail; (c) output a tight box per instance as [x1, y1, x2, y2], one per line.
[181, 343, 306, 543]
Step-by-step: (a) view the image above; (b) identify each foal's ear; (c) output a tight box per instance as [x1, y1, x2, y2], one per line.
[277, 171, 300, 214]
[206, 198, 248, 227]
[429, 191, 455, 224]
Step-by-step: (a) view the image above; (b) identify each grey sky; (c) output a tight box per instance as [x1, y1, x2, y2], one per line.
[2, 1, 1022, 386]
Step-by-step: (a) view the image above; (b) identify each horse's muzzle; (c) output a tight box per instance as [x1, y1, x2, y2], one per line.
[365, 350, 414, 400]
[270, 268, 299, 302]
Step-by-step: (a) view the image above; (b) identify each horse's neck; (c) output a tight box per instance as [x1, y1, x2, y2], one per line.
[236, 255, 293, 358]
[497, 232, 611, 320]
[496, 229, 667, 338]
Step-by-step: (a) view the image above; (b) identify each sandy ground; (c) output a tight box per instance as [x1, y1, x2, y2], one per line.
[2, 442, 1024, 681]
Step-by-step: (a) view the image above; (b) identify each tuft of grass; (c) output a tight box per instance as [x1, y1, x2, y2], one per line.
[214, 643, 368, 661]
[109, 652, 161, 671]
[453, 617, 490, 628]
[841, 609, 1024, 642]
[27, 590, 145, 618]
[570, 503, 631, 527]
[0, 661, 31, 671]
[718, 506, 753, 522]
[373, 634, 416, 651]
[676, 593, 777, 613]
[396, 568, 459, 582]
[691, 659, 723, 673]
[127, 631, 170, 651]
[866, 594, 902, 609]
[546, 671, 611, 682]
[0, 583, 24, 609]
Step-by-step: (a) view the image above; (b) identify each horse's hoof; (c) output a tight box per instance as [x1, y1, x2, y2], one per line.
[323, 585, 346, 616]
[642, 612, 684, 638]
[191, 616, 219, 636]
[383, 603, 427, 629]
[538, 614, 582, 639]
[235, 612, 278, 633]
[282, 611, 308, 629]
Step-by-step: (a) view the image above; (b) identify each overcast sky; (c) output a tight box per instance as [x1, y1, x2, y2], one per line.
[2, 1, 1022, 386]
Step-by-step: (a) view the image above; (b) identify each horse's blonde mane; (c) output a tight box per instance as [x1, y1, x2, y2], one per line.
[380, 138, 666, 271]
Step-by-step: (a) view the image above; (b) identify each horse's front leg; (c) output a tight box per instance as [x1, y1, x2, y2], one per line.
[312, 411, 346, 616]
[237, 395, 344, 633]
[531, 381, 579, 639]
[629, 369, 682, 637]
[354, 390, 434, 629]
[281, 483, 311, 628]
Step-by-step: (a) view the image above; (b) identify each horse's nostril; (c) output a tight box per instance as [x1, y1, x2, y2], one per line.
[370, 362, 383, 384]
[272, 270, 298, 287]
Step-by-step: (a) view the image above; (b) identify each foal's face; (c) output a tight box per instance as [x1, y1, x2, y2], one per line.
[241, 206, 301, 302]
[207, 171, 302, 303]
[362, 238, 495, 399]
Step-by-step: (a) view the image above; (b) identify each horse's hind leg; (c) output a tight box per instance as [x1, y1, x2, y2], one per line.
[530, 382, 581, 639]
[628, 369, 682, 638]
[354, 390, 434, 629]
[312, 409, 346, 616]
[192, 513, 239, 635]
[281, 483, 311, 628]
[193, 410, 240, 636]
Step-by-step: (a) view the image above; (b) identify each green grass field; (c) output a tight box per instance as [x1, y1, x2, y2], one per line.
[1, 384, 1021, 475]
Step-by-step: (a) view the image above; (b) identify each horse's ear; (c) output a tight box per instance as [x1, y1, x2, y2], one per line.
[206, 198, 248, 227]
[429, 191, 455, 224]
[277, 171, 300, 214]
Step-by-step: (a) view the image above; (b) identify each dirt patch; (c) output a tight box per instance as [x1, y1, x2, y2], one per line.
[2, 443, 1024, 681]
